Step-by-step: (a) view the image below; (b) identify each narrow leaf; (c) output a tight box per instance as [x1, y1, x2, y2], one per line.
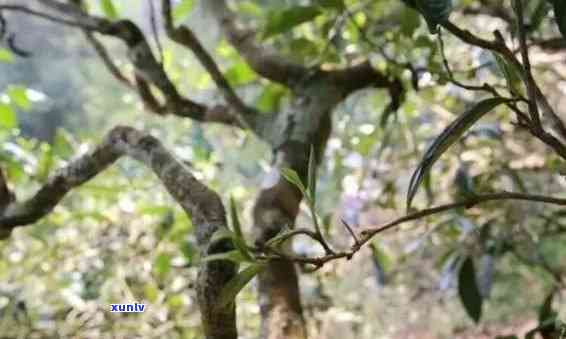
[458, 257, 483, 323]
[216, 263, 266, 310]
[281, 168, 306, 193]
[551, 0, 566, 40]
[263, 6, 322, 39]
[230, 196, 252, 261]
[406, 97, 508, 210]
[307, 144, 317, 202]
[201, 250, 247, 264]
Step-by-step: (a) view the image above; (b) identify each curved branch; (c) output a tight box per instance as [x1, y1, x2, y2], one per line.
[207, 0, 309, 87]
[161, 0, 255, 130]
[0, 126, 237, 339]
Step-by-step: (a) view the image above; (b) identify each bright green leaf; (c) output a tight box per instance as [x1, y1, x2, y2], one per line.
[0, 103, 17, 129]
[458, 257, 482, 323]
[154, 253, 172, 278]
[216, 263, 265, 310]
[0, 49, 14, 63]
[225, 61, 257, 85]
[256, 83, 287, 112]
[7, 85, 31, 111]
[173, 0, 195, 25]
[407, 97, 508, 210]
[263, 6, 322, 39]
[100, 0, 118, 19]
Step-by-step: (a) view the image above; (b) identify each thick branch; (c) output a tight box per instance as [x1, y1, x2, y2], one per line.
[0, 126, 237, 339]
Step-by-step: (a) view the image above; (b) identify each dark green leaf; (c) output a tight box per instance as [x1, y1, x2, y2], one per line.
[551, 0, 566, 40]
[263, 6, 322, 39]
[230, 197, 253, 261]
[0, 103, 17, 129]
[100, 0, 118, 19]
[414, 0, 452, 33]
[458, 257, 483, 323]
[316, 0, 345, 10]
[407, 97, 508, 210]
[400, 7, 421, 37]
[216, 263, 265, 310]
[307, 145, 317, 202]
[538, 290, 557, 324]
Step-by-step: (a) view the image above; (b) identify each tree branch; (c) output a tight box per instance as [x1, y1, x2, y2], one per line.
[0, 126, 238, 339]
[207, 0, 309, 87]
[260, 191, 566, 268]
[161, 0, 255, 130]
[0, 2, 244, 128]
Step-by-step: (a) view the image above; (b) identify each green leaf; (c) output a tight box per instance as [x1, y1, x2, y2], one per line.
[551, 0, 566, 40]
[154, 253, 172, 278]
[400, 7, 422, 37]
[256, 84, 287, 112]
[528, 1, 550, 33]
[316, 0, 345, 10]
[281, 168, 306, 193]
[307, 145, 317, 202]
[216, 263, 265, 310]
[7, 86, 31, 111]
[538, 290, 557, 325]
[493, 53, 524, 97]
[224, 61, 257, 85]
[0, 103, 17, 129]
[36, 144, 53, 182]
[201, 250, 247, 264]
[406, 97, 508, 210]
[263, 6, 322, 39]
[414, 0, 452, 33]
[173, 0, 195, 24]
[0, 49, 15, 63]
[458, 257, 483, 323]
[100, 0, 118, 19]
[230, 197, 253, 261]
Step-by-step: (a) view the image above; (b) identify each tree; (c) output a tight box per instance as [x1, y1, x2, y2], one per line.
[0, 0, 565, 338]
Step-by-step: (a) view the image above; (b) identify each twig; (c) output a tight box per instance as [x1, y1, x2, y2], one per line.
[261, 191, 566, 267]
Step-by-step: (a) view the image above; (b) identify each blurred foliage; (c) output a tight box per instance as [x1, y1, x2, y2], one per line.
[1, 0, 566, 338]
